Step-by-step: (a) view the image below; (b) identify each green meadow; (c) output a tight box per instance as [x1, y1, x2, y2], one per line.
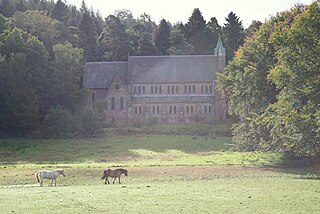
[0, 134, 319, 213]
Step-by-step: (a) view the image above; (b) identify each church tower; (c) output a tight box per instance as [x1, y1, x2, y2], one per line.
[214, 34, 227, 121]
[214, 34, 226, 72]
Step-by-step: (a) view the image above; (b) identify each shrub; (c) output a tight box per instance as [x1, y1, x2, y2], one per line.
[79, 107, 102, 137]
[43, 106, 80, 138]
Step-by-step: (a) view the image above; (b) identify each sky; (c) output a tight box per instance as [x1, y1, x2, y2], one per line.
[65, 0, 315, 27]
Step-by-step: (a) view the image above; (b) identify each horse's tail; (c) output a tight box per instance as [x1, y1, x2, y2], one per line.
[101, 170, 107, 180]
[35, 171, 40, 183]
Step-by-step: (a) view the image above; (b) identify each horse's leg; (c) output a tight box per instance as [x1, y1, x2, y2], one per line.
[50, 179, 53, 187]
[54, 178, 56, 186]
[105, 177, 109, 184]
[113, 177, 116, 184]
[118, 176, 121, 184]
[40, 178, 43, 187]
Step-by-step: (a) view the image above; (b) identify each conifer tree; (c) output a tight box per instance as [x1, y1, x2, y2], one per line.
[78, 1, 98, 61]
[98, 15, 129, 61]
[51, 0, 69, 24]
[155, 19, 171, 55]
[185, 8, 211, 54]
[222, 12, 245, 62]
[167, 28, 194, 55]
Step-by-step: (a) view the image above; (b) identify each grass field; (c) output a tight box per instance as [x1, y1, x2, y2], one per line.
[0, 134, 320, 213]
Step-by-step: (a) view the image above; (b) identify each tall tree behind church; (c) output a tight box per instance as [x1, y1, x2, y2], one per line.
[155, 19, 171, 55]
[78, 1, 98, 61]
[50, 0, 69, 25]
[98, 15, 129, 61]
[185, 8, 212, 54]
[222, 12, 245, 62]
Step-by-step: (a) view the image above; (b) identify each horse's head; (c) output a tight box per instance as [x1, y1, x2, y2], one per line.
[60, 170, 66, 177]
[123, 169, 128, 176]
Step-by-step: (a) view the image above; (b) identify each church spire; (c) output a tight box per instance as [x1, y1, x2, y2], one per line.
[214, 34, 226, 56]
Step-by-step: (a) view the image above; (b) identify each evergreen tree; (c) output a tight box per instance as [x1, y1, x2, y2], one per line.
[98, 15, 129, 61]
[185, 8, 211, 54]
[78, 1, 97, 61]
[15, 0, 26, 12]
[137, 32, 159, 56]
[51, 0, 69, 24]
[167, 28, 194, 55]
[222, 12, 245, 62]
[155, 19, 171, 55]
[0, 14, 6, 33]
[0, 0, 14, 17]
[207, 17, 221, 49]
[245, 20, 262, 38]
[68, 5, 82, 27]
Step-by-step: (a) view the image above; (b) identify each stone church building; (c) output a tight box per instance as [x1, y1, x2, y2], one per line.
[83, 38, 226, 125]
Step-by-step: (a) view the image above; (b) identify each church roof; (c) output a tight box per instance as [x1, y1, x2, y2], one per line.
[128, 55, 217, 84]
[83, 55, 219, 89]
[83, 62, 128, 89]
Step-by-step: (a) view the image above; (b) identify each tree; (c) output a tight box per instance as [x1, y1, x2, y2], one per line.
[222, 12, 245, 62]
[78, 1, 98, 61]
[185, 8, 211, 54]
[155, 19, 171, 55]
[207, 17, 221, 50]
[136, 32, 159, 56]
[245, 20, 262, 38]
[218, 3, 320, 159]
[266, 3, 320, 158]
[0, 14, 6, 33]
[8, 11, 60, 52]
[167, 28, 194, 55]
[50, 0, 69, 24]
[0, 28, 50, 134]
[51, 42, 84, 111]
[98, 15, 129, 61]
[0, 0, 14, 17]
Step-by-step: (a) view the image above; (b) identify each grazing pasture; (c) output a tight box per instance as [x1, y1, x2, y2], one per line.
[0, 135, 319, 213]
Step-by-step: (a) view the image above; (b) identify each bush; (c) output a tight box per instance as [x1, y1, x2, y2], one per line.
[79, 107, 102, 137]
[43, 106, 103, 138]
[43, 106, 80, 138]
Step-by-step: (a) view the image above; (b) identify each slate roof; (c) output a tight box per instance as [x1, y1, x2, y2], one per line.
[83, 55, 218, 89]
[128, 55, 217, 84]
[83, 62, 128, 89]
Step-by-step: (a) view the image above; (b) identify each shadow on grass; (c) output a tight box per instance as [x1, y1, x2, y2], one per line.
[263, 158, 320, 180]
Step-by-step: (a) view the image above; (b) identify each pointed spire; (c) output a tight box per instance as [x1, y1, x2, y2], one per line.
[214, 34, 226, 56]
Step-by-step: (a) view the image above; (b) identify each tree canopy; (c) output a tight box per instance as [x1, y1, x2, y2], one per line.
[218, 3, 320, 158]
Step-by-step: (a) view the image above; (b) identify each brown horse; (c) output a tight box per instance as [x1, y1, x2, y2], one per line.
[101, 168, 128, 184]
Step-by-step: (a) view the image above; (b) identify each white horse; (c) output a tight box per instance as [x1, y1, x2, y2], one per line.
[35, 170, 65, 187]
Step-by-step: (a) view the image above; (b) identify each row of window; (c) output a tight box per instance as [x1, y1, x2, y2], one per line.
[133, 84, 213, 95]
[134, 105, 212, 114]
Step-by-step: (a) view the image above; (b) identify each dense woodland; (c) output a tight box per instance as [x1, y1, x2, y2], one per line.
[0, 0, 249, 137]
[0, 0, 318, 160]
[218, 2, 320, 160]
